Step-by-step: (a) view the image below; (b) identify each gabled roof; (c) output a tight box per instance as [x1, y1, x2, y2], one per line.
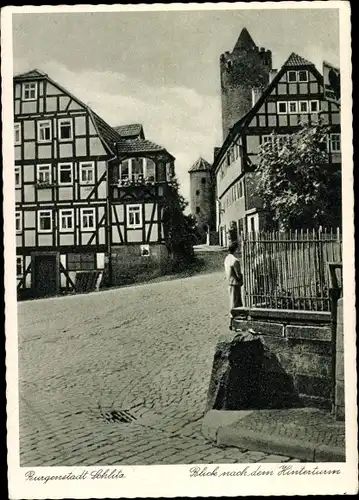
[14, 69, 47, 79]
[116, 138, 173, 157]
[114, 124, 144, 139]
[13, 68, 121, 154]
[233, 28, 257, 52]
[188, 157, 211, 173]
[283, 52, 315, 68]
[213, 53, 324, 173]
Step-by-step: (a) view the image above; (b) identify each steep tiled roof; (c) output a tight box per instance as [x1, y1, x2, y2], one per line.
[89, 111, 122, 151]
[283, 52, 315, 67]
[114, 124, 144, 139]
[14, 69, 47, 79]
[233, 28, 257, 52]
[116, 138, 165, 154]
[188, 157, 212, 173]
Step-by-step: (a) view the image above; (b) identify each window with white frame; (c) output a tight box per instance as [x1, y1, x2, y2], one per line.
[80, 162, 95, 184]
[262, 135, 273, 144]
[22, 82, 37, 101]
[277, 102, 287, 114]
[59, 209, 74, 232]
[81, 208, 95, 230]
[330, 133, 341, 153]
[38, 210, 52, 232]
[16, 256, 23, 278]
[288, 101, 298, 114]
[287, 71, 297, 83]
[127, 204, 142, 228]
[15, 166, 21, 187]
[37, 164, 52, 184]
[310, 100, 320, 113]
[58, 118, 73, 141]
[14, 123, 21, 145]
[298, 70, 308, 82]
[37, 120, 52, 142]
[15, 211, 21, 233]
[58, 163, 73, 185]
[299, 101, 309, 113]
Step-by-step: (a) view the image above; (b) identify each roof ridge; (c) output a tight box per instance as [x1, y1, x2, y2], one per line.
[283, 52, 315, 67]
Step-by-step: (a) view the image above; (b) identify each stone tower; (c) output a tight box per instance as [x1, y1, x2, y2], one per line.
[188, 157, 214, 243]
[220, 28, 272, 140]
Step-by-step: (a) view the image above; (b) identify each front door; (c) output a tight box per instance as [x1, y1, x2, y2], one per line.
[33, 254, 59, 297]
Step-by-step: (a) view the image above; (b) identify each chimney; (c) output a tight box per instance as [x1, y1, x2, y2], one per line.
[269, 69, 278, 83]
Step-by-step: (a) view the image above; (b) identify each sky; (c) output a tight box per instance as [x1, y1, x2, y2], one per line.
[12, 6, 340, 203]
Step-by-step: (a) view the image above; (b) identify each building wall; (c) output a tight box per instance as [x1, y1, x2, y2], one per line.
[231, 308, 333, 410]
[14, 76, 110, 297]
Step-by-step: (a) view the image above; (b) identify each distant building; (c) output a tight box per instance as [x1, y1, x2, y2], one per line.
[220, 28, 272, 141]
[188, 157, 215, 243]
[14, 69, 176, 298]
[213, 51, 341, 246]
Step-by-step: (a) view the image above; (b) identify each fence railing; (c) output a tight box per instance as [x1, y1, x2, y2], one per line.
[241, 228, 342, 311]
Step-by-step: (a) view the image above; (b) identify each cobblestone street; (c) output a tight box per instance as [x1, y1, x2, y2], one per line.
[18, 272, 298, 466]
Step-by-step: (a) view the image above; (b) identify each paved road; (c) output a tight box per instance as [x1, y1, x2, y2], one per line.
[18, 272, 298, 466]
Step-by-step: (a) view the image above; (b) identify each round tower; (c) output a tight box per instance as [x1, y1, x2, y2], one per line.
[220, 28, 272, 140]
[188, 157, 214, 243]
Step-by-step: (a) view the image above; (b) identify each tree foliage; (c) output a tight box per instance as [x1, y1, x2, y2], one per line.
[255, 122, 342, 230]
[162, 177, 198, 269]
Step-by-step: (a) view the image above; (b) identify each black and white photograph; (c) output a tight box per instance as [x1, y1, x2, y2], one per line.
[2, 2, 357, 498]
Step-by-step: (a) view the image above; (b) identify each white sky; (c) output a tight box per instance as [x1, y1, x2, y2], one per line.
[12, 7, 340, 203]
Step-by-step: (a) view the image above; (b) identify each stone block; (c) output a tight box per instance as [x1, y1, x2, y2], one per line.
[247, 308, 331, 324]
[294, 374, 331, 400]
[296, 341, 332, 357]
[334, 404, 345, 422]
[247, 321, 284, 337]
[335, 351, 345, 381]
[292, 353, 332, 378]
[285, 325, 331, 342]
[335, 381, 345, 407]
[206, 333, 263, 411]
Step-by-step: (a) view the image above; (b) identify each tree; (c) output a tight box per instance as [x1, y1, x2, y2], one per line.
[255, 122, 342, 230]
[162, 177, 198, 269]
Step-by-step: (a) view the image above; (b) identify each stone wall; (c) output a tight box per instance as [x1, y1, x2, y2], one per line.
[109, 244, 169, 286]
[207, 307, 333, 412]
[334, 298, 344, 420]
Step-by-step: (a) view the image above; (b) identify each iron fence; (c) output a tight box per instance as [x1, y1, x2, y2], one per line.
[241, 228, 342, 311]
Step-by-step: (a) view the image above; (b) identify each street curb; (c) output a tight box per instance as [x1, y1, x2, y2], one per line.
[201, 411, 345, 463]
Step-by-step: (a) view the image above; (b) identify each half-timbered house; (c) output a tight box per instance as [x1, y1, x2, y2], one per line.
[108, 129, 176, 285]
[213, 53, 341, 245]
[14, 69, 122, 297]
[14, 70, 178, 296]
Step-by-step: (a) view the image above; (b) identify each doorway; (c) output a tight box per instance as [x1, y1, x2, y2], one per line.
[32, 253, 59, 297]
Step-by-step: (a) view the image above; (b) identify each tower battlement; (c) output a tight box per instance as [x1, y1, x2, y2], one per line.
[220, 28, 272, 140]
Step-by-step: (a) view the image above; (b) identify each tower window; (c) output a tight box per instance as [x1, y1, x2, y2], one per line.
[196, 207, 200, 214]
[196, 190, 200, 195]
[201, 178, 206, 185]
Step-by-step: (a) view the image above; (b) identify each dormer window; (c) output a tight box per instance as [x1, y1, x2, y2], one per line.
[22, 82, 37, 101]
